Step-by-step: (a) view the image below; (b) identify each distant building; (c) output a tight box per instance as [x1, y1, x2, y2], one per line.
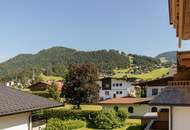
[136, 77, 173, 98]
[30, 80, 64, 92]
[97, 77, 136, 100]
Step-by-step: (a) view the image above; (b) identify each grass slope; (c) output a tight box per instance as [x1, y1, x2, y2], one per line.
[40, 74, 63, 81]
[113, 68, 170, 81]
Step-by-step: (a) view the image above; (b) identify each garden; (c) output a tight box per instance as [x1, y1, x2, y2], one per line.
[40, 105, 142, 130]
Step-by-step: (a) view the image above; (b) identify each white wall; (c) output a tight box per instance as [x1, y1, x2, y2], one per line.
[102, 104, 167, 117]
[0, 112, 31, 130]
[173, 107, 190, 130]
[98, 79, 135, 100]
[100, 90, 129, 100]
[146, 86, 166, 98]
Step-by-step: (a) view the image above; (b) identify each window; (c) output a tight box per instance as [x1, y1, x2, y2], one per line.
[116, 91, 119, 94]
[120, 83, 122, 86]
[105, 84, 109, 88]
[120, 91, 123, 94]
[128, 106, 134, 113]
[105, 91, 109, 96]
[113, 83, 115, 86]
[116, 83, 119, 87]
[151, 107, 158, 112]
[114, 106, 119, 112]
[152, 88, 158, 96]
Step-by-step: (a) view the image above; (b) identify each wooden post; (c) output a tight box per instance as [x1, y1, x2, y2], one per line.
[178, 38, 182, 48]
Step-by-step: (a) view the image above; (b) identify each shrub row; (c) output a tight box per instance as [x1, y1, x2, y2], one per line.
[44, 108, 128, 129]
[44, 109, 99, 123]
[45, 118, 86, 130]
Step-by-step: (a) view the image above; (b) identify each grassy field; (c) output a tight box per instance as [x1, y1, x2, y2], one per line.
[55, 104, 103, 111]
[112, 67, 169, 81]
[128, 67, 169, 80]
[40, 74, 64, 81]
[76, 119, 142, 130]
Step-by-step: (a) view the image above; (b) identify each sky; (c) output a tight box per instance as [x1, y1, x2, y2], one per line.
[0, 0, 190, 62]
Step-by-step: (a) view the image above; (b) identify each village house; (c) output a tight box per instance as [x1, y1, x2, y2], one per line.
[99, 97, 160, 118]
[136, 77, 173, 98]
[30, 80, 64, 92]
[0, 86, 62, 130]
[97, 77, 136, 100]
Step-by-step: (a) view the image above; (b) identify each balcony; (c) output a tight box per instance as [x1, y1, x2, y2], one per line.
[168, 81, 190, 86]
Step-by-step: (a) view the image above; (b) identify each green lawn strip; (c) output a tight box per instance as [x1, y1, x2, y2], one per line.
[55, 104, 103, 111]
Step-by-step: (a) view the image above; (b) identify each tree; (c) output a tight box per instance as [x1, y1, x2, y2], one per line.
[48, 82, 60, 101]
[64, 62, 99, 109]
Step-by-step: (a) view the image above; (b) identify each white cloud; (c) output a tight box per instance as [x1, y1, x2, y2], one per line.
[0, 56, 8, 63]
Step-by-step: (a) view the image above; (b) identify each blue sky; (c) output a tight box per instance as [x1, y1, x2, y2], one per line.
[0, 0, 189, 62]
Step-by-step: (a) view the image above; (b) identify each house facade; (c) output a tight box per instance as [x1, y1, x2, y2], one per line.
[97, 77, 136, 100]
[0, 86, 62, 130]
[99, 97, 167, 117]
[136, 77, 173, 98]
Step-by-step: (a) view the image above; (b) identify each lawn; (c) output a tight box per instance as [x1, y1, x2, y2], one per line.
[40, 74, 64, 81]
[75, 119, 142, 130]
[55, 104, 103, 111]
[112, 67, 170, 81]
[128, 67, 169, 80]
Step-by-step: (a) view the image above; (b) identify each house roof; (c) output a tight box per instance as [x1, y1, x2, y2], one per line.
[135, 77, 173, 87]
[0, 86, 63, 116]
[99, 97, 151, 105]
[150, 86, 190, 106]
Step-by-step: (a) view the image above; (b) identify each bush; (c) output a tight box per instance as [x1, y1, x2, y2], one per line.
[44, 109, 99, 123]
[116, 109, 128, 122]
[45, 118, 68, 130]
[94, 110, 122, 129]
[63, 120, 86, 129]
[45, 118, 86, 130]
[44, 108, 128, 129]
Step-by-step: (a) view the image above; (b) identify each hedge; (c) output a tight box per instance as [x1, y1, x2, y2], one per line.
[44, 108, 128, 129]
[45, 118, 86, 130]
[44, 109, 99, 123]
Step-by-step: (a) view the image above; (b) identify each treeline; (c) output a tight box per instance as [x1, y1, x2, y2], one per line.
[0, 46, 164, 82]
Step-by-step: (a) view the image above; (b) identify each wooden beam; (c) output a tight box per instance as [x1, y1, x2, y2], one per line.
[178, 0, 185, 39]
[178, 38, 182, 48]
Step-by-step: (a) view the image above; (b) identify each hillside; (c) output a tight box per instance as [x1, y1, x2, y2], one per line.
[0, 46, 162, 81]
[156, 51, 177, 64]
[112, 67, 170, 81]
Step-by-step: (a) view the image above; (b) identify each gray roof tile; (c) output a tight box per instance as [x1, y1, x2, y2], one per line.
[0, 86, 63, 116]
[150, 86, 190, 106]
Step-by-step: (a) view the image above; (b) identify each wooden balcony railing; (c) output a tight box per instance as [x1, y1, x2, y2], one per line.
[168, 81, 190, 86]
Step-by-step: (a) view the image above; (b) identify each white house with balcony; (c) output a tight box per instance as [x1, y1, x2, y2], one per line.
[97, 77, 136, 100]
[136, 77, 173, 98]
